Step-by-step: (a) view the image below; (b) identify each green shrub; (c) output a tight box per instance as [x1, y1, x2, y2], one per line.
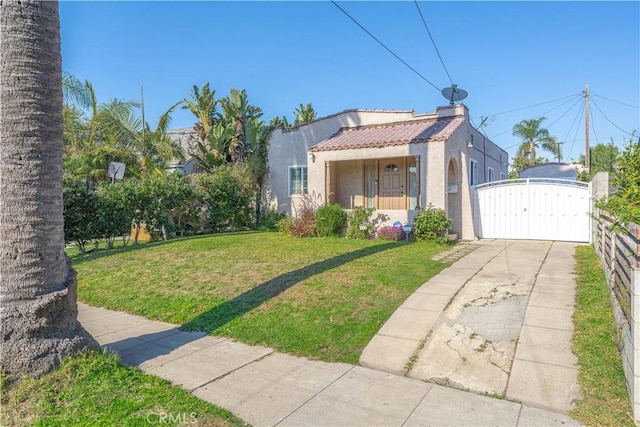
[346, 207, 388, 239]
[193, 165, 254, 232]
[413, 203, 452, 243]
[315, 204, 347, 237]
[258, 209, 287, 231]
[63, 178, 99, 253]
[595, 140, 640, 227]
[96, 182, 135, 249]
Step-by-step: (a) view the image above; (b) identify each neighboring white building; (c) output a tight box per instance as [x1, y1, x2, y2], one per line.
[519, 162, 586, 180]
[265, 104, 508, 240]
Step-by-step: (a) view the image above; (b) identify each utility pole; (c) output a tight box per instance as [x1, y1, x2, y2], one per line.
[584, 84, 590, 170]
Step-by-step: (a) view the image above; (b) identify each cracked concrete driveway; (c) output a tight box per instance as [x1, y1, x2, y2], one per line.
[404, 240, 581, 414]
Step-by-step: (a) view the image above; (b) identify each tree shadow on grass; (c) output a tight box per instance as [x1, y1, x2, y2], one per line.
[181, 241, 401, 333]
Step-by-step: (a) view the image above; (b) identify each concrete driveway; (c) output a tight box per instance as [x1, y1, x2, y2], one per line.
[360, 239, 581, 415]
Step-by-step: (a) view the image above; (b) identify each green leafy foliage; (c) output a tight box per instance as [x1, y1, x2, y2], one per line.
[95, 183, 135, 248]
[413, 203, 452, 243]
[257, 209, 286, 231]
[63, 178, 99, 253]
[595, 140, 640, 226]
[315, 204, 347, 237]
[346, 207, 388, 239]
[193, 165, 254, 232]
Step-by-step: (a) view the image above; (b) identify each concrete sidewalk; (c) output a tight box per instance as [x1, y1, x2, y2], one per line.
[78, 238, 581, 426]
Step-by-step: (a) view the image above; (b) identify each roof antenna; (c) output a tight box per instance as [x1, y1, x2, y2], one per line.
[441, 84, 468, 105]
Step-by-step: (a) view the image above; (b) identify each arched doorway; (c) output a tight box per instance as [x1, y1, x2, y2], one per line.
[447, 158, 462, 235]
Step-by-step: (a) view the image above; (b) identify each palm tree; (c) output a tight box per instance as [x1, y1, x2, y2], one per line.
[512, 117, 561, 161]
[98, 100, 185, 175]
[220, 88, 263, 163]
[182, 83, 218, 151]
[0, 0, 98, 378]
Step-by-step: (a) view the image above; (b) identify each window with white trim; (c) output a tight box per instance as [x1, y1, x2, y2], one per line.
[500, 172, 507, 181]
[487, 167, 494, 182]
[288, 166, 307, 197]
[469, 159, 478, 185]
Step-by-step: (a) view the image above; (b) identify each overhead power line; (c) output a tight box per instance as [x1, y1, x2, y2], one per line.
[590, 96, 636, 136]
[330, 1, 441, 93]
[544, 95, 584, 129]
[565, 102, 585, 161]
[413, 0, 452, 84]
[592, 93, 639, 109]
[488, 94, 582, 143]
[474, 93, 581, 121]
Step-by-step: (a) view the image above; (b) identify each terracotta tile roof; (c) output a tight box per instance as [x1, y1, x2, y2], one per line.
[310, 117, 464, 152]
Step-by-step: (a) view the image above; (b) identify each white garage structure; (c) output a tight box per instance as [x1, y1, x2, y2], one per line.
[473, 178, 592, 243]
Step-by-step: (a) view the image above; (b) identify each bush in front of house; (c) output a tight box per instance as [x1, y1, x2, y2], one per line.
[257, 208, 287, 231]
[413, 203, 452, 243]
[278, 193, 318, 238]
[346, 207, 389, 239]
[315, 204, 347, 237]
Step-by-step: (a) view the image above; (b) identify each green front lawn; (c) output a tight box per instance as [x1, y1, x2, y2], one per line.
[73, 232, 450, 363]
[1, 351, 245, 427]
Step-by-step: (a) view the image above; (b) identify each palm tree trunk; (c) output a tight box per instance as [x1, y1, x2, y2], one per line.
[1, 0, 98, 378]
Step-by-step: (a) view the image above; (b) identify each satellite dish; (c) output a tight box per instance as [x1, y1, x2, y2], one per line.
[441, 84, 468, 105]
[107, 162, 126, 181]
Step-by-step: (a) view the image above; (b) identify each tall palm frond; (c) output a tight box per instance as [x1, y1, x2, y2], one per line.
[512, 117, 557, 161]
[62, 72, 92, 109]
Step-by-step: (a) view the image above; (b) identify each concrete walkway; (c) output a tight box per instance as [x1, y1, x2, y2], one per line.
[77, 239, 583, 426]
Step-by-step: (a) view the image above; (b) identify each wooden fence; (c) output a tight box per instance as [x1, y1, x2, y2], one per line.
[593, 210, 640, 420]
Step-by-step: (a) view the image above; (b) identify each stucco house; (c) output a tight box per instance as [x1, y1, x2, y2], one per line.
[266, 104, 508, 240]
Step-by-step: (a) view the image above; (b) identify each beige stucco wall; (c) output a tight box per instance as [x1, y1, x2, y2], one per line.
[334, 160, 364, 208]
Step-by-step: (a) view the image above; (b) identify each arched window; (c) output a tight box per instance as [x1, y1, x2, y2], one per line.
[384, 164, 399, 172]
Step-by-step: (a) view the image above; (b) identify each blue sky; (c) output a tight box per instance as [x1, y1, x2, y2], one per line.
[59, 1, 639, 163]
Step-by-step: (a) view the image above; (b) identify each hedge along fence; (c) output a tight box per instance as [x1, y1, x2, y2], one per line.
[63, 166, 256, 253]
[593, 209, 640, 421]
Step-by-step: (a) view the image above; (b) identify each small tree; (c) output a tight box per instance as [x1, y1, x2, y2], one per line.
[413, 203, 452, 243]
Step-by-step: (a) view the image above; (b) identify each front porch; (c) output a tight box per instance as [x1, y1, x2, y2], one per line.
[324, 156, 421, 225]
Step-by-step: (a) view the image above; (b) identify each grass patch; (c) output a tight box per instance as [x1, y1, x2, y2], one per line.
[0, 350, 245, 426]
[73, 231, 450, 363]
[572, 245, 633, 426]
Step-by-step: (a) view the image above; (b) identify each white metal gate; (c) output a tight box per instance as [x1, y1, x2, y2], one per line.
[473, 178, 591, 243]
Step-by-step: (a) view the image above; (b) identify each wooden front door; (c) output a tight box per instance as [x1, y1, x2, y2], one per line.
[378, 159, 406, 209]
